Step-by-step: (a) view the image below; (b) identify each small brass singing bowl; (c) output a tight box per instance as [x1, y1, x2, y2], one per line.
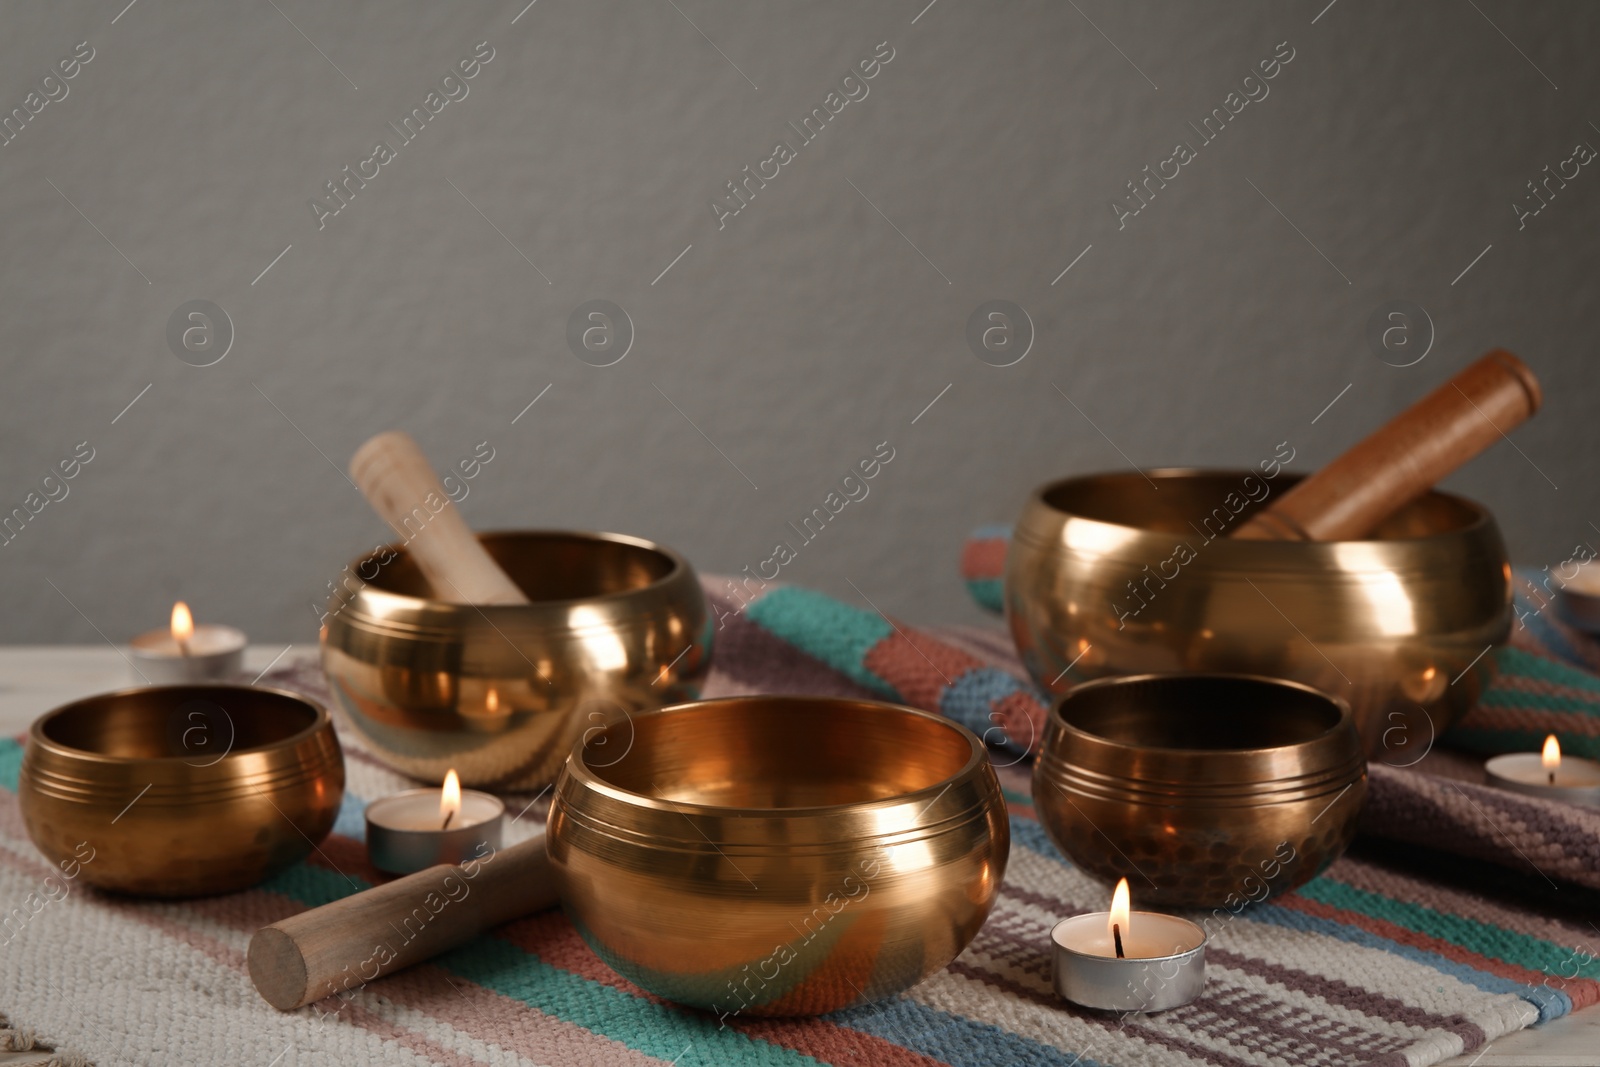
[546, 696, 1009, 1016]
[19, 685, 344, 898]
[321, 530, 711, 790]
[1033, 674, 1366, 909]
[1006, 469, 1513, 754]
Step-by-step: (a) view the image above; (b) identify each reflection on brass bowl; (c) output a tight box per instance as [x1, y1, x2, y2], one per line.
[546, 696, 1009, 1016]
[19, 685, 344, 898]
[1033, 674, 1366, 909]
[321, 530, 711, 790]
[1006, 470, 1512, 754]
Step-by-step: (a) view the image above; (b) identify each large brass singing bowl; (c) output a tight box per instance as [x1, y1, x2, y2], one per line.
[321, 530, 710, 790]
[1007, 470, 1513, 754]
[546, 696, 1009, 1016]
[1034, 674, 1366, 909]
[19, 685, 344, 897]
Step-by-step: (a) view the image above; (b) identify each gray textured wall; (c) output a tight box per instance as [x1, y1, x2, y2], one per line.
[1, 0, 1595, 644]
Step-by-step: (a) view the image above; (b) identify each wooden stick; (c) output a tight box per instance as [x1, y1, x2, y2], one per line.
[1233, 350, 1541, 541]
[248, 834, 559, 1011]
[348, 431, 529, 604]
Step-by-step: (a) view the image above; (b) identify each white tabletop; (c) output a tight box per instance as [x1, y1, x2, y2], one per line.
[0, 646, 1594, 1066]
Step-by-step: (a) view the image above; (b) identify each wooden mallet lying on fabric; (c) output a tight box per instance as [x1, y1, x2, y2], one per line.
[249, 835, 558, 1010]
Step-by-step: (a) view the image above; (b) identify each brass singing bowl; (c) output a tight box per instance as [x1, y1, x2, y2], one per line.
[19, 685, 344, 898]
[1034, 674, 1366, 909]
[546, 696, 1009, 1016]
[1007, 470, 1512, 754]
[321, 530, 711, 790]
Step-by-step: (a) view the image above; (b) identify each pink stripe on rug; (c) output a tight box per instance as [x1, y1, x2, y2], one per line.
[501, 910, 960, 1067]
[1330, 856, 1600, 949]
[1277, 895, 1562, 991]
[1454, 699, 1600, 738]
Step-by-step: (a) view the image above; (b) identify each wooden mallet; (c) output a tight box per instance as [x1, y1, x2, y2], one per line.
[1233, 350, 1541, 541]
[249, 834, 559, 1010]
[348, 430, 529, 604]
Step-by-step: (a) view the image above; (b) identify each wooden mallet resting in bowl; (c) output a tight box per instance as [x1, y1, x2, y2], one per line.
[1233, 349, 1541, 541]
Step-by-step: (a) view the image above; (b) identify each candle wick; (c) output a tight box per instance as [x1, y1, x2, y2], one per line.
[177, 638, 191, 658]
[1549, 770, 1556, 786]
[1113, 923, 1124, 959]
[441, 810, 454, 831]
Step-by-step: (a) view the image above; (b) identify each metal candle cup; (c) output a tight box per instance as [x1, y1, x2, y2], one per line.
[1052, 912, 1207, 1012]
[130, 623, 246, 684]
[1484, 737, 1600, 807]
[365, 787, 504, 874]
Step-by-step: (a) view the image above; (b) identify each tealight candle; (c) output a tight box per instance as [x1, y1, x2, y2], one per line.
[365, 769, 504, 874]
[1556, 568, 1600, 634]
[1485, 734, 1600, 807]
[129, 601, 246, 684]
[1052, 878, 1207, 1012]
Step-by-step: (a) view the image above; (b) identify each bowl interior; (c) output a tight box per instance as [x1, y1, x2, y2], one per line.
[368, 531, 675, 601]
[1040, 470, 1484, 541]
[1058, 675, 1343, 751]
[39, 686, 318, 760]
[585, 698, 974, 808]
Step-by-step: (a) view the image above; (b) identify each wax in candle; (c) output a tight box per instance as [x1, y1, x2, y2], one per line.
[129, 609, 246, 684]
[1052, 911, 1205, 960]
[365, 783, 505, 874]
[366, 789, 502, 832]
[1485, 751, 1600, 805]
[130, 624, 247, 659]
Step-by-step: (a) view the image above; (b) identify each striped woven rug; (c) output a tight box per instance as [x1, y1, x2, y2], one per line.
[0, 568, 1596, 1066]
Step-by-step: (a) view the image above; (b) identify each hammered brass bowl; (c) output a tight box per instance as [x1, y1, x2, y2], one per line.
[1006, 469, 1512, 754]
[321, 530, 710, 790]
[19, 685, 344, 898]
[1033, 674, 1365, 909]
[546, 696, 1009, 1016]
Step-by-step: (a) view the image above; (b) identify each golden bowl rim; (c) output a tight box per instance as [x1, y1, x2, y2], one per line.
[1023, 467, 1495, 546]
[27, 683, 332, 768]
[562, 694, 990, 820]
[333, 528, 697, 619]
[1046, 672, 1357, 760]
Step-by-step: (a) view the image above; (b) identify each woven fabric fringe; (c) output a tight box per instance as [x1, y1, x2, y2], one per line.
[0, 1013, 88, 1067]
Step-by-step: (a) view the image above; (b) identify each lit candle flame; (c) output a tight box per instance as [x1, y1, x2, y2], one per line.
[170, 601, 194, 656]
[1543, 734, 1561, 785]
[1109, 877, 1130, 957]
[485, 688, 498, 715]
[441, 768, 461, 830]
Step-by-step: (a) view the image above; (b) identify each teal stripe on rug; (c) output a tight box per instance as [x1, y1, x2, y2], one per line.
[1487, 646, 1600, 697]
[0, 738, 22, 793]
[746, 587, 897, 697]
[1300, 878, 1600, 980]
[965, 578, 1003, 615]
[445, 937, 824, 1067]
[265, 857, 827, 1067]
[836, 997, 1107, 1067]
